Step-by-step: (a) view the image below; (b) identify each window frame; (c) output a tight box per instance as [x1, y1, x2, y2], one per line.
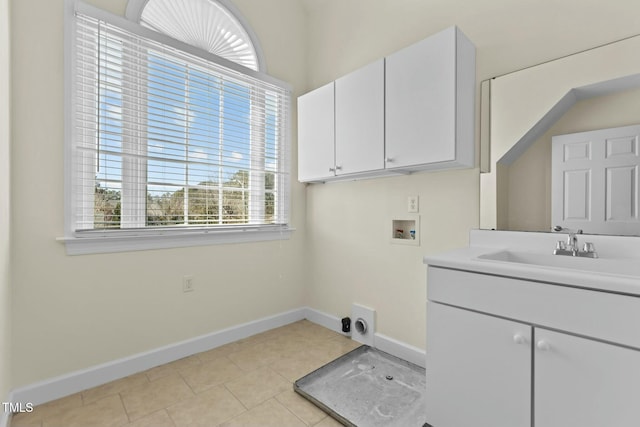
[62, 0, 293, 255]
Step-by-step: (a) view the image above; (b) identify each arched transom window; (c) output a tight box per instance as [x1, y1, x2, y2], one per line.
[127, 0, 263, 71]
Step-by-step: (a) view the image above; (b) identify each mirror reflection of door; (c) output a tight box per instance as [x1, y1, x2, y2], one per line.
[552, 124, 640, 236]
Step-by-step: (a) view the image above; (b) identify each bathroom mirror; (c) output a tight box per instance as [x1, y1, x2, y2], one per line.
[480, 34, 640, 235]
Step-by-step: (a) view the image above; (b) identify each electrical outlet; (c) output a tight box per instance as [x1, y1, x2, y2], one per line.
[408, 195, 419, 213]
[182, 275, 194, 292]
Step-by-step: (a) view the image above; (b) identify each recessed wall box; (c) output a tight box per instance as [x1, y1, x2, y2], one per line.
[391, 215, 420, 246]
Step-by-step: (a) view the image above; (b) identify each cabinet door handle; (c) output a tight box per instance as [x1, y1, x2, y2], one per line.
[335, 165, 342, 171]
[536, 340, 550, 351]
[329, 167, 335, 172]
[385, 157, 393, 163]
[513, 333, 527, 345]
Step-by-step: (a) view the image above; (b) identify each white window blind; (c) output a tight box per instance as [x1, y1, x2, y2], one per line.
[71, 6, 290, 237]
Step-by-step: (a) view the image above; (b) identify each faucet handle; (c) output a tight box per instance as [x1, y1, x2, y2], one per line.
[556, 240, 566, 250]
[553, 225, 583, 235]
[583, 242, 596, 253]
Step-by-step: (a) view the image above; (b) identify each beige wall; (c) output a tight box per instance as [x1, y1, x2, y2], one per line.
[305, 172, 478, 348]
[302, 0, 640, 350]
[303, 2, 481, 350]
[10, 0, 308, 387]
[1, 0, 11, 402]
[7, 0, 640, 392]
[507, 87, 640, 232]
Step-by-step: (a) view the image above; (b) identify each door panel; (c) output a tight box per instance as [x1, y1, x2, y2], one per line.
[426, 302, 531, 427]
[535, 328, 640, 427]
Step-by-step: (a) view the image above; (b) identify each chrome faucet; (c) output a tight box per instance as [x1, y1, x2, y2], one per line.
[552, 226, 598, 258]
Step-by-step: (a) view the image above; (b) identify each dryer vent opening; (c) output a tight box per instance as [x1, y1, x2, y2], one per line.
[351, 303, 375, 346]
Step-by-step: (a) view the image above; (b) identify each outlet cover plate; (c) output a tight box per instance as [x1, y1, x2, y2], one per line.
[408, 196, 419, 213]
[183, 275, 195, 292]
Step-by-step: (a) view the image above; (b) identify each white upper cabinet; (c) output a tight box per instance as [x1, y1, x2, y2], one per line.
[385, 26, 475, 171]
[335, 59, 385, 176]
[297, 26, 476, 183]
[297, 81, 335, 182]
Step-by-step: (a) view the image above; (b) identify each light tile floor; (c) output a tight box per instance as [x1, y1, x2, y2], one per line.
[11, 320, 361, 427]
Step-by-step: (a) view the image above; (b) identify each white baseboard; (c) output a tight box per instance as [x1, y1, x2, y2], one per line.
[1, 408, 10, 427]
[9, 306, 426, 408]
[303, 306, 348, 335]
[304, 307, 426, 367]
[374, 333, 426, 368]
[10, 307, 306, 407]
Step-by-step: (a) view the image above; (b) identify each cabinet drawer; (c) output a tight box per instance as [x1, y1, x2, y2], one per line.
[428, 266, 640, 349]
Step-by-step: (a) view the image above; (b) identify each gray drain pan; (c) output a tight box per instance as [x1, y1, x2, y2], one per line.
[294, 345, 427, 427]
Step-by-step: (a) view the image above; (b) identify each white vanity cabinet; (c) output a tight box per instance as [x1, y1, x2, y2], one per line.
[425, 266, 640, 427]
[385, 26, 475, 171]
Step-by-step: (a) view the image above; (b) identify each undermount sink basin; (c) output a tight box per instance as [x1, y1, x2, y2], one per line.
[477, 250, 640, 278]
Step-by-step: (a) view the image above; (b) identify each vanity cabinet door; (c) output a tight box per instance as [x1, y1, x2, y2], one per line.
[426, 302, 531, 427]
[535, 328, 640, 427]
[297, 82, 335, 182]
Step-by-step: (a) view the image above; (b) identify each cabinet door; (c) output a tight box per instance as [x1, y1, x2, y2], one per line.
[297, 82, 335, 182]
[385, 27, 456, 169]
[335, 59, 385, 175]
[535, 328, 640, 427]
[426, 302, 531, 427]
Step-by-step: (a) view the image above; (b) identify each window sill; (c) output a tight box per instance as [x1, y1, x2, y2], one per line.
[57, 226, 295, 255]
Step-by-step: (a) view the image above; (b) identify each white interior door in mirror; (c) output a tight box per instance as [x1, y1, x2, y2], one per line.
[552, 124, 640, 235]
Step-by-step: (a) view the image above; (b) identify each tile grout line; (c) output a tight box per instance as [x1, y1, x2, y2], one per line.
[161, 408, 179, 427]
[175, 368, 198, 399]
[115, 392, 131, 425]
[274, 391, 320, 427]
[272, 396, 311, 427]
[117, 391, 133, 424]
[220, 382, 250, 426]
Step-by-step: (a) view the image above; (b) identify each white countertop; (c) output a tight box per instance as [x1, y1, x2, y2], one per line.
[424, 230, 640, 297]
